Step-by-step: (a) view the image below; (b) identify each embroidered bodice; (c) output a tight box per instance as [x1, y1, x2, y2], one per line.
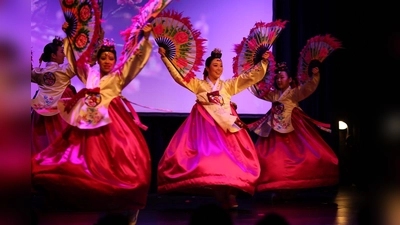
[252, 73, 320, 136]
[58, 39, 152, 129]
[161, 56, 269, 132]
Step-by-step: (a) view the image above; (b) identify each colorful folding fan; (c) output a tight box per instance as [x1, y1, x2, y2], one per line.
[118, 0, 173, 70]
[232, 19, 288, 98]
[297, 34, 342, 85]
[150, 9, 207, 81]
[59, 0, 103, 66]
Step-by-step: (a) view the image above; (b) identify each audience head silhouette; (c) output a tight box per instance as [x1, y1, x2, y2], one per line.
[188, 203, 233, 225]
[94, 213, 129, 225]
[256, 212, 290, 225]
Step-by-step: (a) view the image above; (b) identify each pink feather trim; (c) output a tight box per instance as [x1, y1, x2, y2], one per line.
[76, 0, 102, 68]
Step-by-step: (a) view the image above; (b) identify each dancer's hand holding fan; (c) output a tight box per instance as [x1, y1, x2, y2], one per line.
[150, 10, 207, 82]
[297, 34, 342, 85]
[232, 19, 288, 98]
[59, 0, 103, 67]
[118, 0, 173, 70]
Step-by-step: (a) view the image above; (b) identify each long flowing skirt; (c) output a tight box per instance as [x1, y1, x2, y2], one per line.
[255, 108, 339, 192]
[157, 104, 260, 195]
[31, 85, 76, 155]
[32, 97, 152, 210]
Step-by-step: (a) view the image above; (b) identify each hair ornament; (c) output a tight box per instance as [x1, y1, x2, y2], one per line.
[52, 36, 63, 46]
[276, 61, 288, 72]
[100, 38, 115, 52]
[211, 48, 222, 58]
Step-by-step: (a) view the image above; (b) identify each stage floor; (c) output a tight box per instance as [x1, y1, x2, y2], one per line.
[32, 185, 369, 225]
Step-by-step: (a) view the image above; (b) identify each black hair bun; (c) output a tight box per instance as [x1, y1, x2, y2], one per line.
[52, 36, 63, 46]
[211, 48, 222, 58]
[275, 62, 288, 73]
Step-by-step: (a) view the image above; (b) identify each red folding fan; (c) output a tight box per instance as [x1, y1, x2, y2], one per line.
[59, 0, 103, 67]
[232, 19, 288, 98]
[150, 9, 207, 82]
[297, 34, 342, 85]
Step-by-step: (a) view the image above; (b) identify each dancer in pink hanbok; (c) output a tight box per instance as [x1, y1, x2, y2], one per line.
[32, 24, 153, 223]
[157, 47, 271, 209]
[249, 62, 339, 195]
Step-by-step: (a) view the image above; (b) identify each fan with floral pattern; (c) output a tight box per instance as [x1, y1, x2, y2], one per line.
[297, 34, 342, 85]
[150, 9, 207, 81]
[118, 0, 173, 70]
[232, 19, 288, 98]
[59, 0, 102, 67]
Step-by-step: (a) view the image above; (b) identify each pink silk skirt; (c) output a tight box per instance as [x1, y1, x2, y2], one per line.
[255, 107, 339, 192]
[157, 104, 260, 195]
[31, 85, 76, 155]
[32, 97, 152, 210]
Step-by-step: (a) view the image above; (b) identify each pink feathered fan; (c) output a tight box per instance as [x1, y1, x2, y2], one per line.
[232, 19, 288, 98]
[118, 0, 173, 71]
[151, 9, 207, 82]
[297, 34, 342, 85]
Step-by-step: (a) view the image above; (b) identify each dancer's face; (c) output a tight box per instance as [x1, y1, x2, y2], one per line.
[275, 71, 292, 90]
[98, 51, 116, 75]
[52, 46, 65, 64]
[206, 58, 223, 81]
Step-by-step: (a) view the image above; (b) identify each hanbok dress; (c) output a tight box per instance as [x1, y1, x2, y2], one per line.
[157, 57, 269, 196]
[249, 72, 339, 191]
[31, 39, 77, 155]
[31, 39, 153, 210]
